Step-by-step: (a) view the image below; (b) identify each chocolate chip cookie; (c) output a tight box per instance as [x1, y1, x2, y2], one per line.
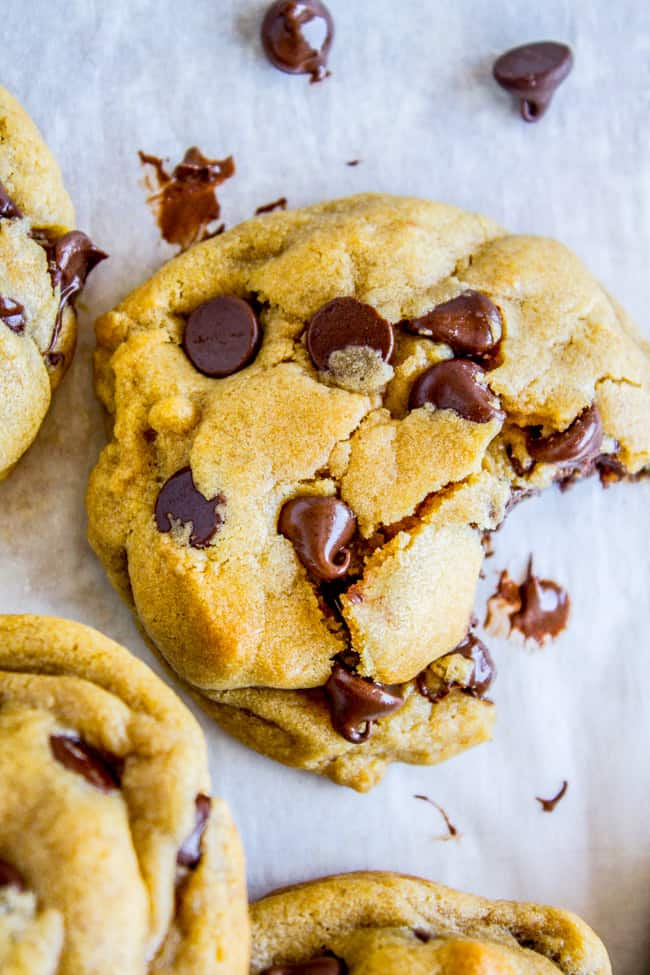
[250, 872, 611, 974]
[0, 615, 248, 974]
[87, 193, 650, 790]
[0, 85, 105, 480]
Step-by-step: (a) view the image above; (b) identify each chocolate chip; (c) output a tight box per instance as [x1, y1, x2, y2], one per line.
[261, 0, 334, 83]
[183, 296, 260, 378]
[0, 859, 26, 891]
[155, 467, 225, 549]
[0, 296, 26, 333]
[526, 404, 603, 466]
[417, 633, 496, 704]
[0, 179, 22, 220]
[324, 663, 404, 743]
[49, 734, 123, 792]
[177, 794, 211, 868]
[409, 359, 504, 423]
[413, 930, 432, 943]
[493, 41, 573, 122]
[306, 298, 394, 372]
[278, 496, 356, 582]
[260, 959, 345, 975]
[403, 290, 502, 358]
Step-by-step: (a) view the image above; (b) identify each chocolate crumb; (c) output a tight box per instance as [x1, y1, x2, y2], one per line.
[536, 780, 568, 812]
[255, 196, 288, 215]
[414, 794, 459, 840]
[485, 557, 570, 646]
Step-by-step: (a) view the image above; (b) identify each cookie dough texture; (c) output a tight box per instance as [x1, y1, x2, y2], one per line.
[0, 615, 248, 975]
[0, 85, 77, 479]
[250, 873, 611, 975]
[87, 193, 650, 789]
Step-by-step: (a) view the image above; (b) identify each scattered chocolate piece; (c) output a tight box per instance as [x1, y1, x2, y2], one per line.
[0, 179, 22, 219]
[403, 290, 502, 359]
[482, 531, 495, 558]
[279, 496, 356, 581]
[346, 159, 361, 167]
[485, 558, 570, 645]
[0, 296, 26, 333]
[526, 404, 603, 468]
[307, 297, 394, 371]
[414, 794, 459, 839]
[417, 633, 496, 703]
[155, 467, 226, 549]
[324, 663, 404, 743]
[409, 359, 504, 424]
[260, 958, 345, 975]
[536, 780, 568, 812]
[261, 0, 334, 83]
[0, 859, 26, 891]
[413, 930, 432, 943]
[139, 147, 235, 251]
[177, 794, 212, 868]
[493, 41, 573, 122]
[49, 734, 123, 792]
[255, 197, 288, 215]
[183, 295, 260, 378]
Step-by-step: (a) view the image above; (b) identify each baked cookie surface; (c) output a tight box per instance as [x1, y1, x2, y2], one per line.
[250, 872, 611, 975]
[87, 193, 650, 790]
[0, 615, 248, 975]
[0, 85, 105, 479]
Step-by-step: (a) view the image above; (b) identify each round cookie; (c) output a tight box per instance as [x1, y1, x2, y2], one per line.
[87, 193, 650, 790]
[0, 615, 248, 975]
[250, 872, 611, 975]
[0, 85, 105, 479]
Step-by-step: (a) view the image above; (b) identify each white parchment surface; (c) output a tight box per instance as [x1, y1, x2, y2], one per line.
[1, 1, 649, 971]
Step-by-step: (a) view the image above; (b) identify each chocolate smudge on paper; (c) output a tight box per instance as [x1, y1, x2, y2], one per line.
[414, 794, 459, 840]
[485, 557, 570, 646]
[536, 780, 568, 812]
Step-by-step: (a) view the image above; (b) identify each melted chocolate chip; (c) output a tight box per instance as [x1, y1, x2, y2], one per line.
[536, 780, 568, 812]
[261, 0, 334, 83]
[139, 147, 235, 251]
[260, 959, 345, 975]
[306, 298, 394, 372]
[526, 405, 603, 467]
[324, 663, 404, 743]
[155, 467, 225, 549]
[0, 296, 26, 333]
[183, 296, 260, 378]
[0, 179, 22, 219]
[409, 359, 504, 424]
[50, 735, 123, 792]
[417, 633, 496, 704]
[255, 197, 288, 215]
[177, 794, 211, 868]
[493, 41, 574, 122]
[403, 290, 502, 358]
[279, 496, 356, 581]
[0, 859, 26, 891]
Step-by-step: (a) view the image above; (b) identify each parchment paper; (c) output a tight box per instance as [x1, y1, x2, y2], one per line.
[1, 1, 649, 971]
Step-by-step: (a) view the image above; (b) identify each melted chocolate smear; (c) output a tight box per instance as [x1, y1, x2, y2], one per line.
[50, 734, 123, 792]
[255, 196, 288, 215]
[279, 496, 357, 582]
[0, 859, 26, 891]
[414, 794, 459, 839]
[403, 290, 502, 360]
[493, 41, 573, 122]
[324, 663, 404, 743]
[139, 147, 235, 251]
[261, 959, 345, 975]
[0, 296, 26, 333]
[536, 780, 568, 812]
[177, 794, 211, 868]
[261, 0, 334, 83]
[485, 558, 570, 646]
[0, 179, 22, 220]
[416, 633, 496, 704]
[155, 467, 225, 549]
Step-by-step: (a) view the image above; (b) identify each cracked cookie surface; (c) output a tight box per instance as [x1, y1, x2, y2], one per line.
[250, 872, 611, 975]
[87, 193, 650, 790]
[0, 615, 248, 975]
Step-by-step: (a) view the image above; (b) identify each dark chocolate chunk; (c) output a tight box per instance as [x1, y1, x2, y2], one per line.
[50, 734, 123, 792]
[0, 296, 26, 333]
[413, 929, 432, 943]
[409, 359, 504, 423]
[261, 0, 334, 83]
[493, 41, 573, 122]
[403, 290, 502, 358]
[0, 859, 26, 891]
[155, 467, 225, 549]
[417, 633, 496, 704]
[324, 663, 404, 743]
[0, 179, 22, 219]
[183, 296, 260, 378]
[526, 404, 603, 467]
[536, 780, 568, 812]
[177, 794, 211, 868]
[260, 959, 345, 975]
[307, 298, 394, 372]
[278, 496, 356, 582]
